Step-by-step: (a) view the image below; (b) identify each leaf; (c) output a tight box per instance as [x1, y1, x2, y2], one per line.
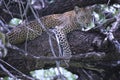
[30, 67, 78, 80]
[9, 18, 22, 27]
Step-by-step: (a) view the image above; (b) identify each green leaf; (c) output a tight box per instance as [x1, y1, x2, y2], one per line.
[9, 18, 22, 26]
[30, 67, 78, 80]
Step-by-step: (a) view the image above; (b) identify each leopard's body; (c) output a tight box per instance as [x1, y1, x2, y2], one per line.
[6, 6, 94, 63]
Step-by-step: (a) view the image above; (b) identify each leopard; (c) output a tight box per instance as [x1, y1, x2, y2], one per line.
[6, 6, 94, 63]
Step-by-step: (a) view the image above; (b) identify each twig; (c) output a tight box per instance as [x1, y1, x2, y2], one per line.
[0, 59, 36, 80]
[107, 32, 120, 53]
[0, 63, 16, 79]
[6, 43, 28, 56]
[82, 69, 94, 80]
[31, 51, 105, 61]
[0, 20, 10, 32]
[28, 0, 63, 77]
[28, 1, 55, 40]
[2, 0, 13, 18]
[91, 17, 116, 33]
[103, 13, 120, 53]
[109, 13, 120, 32]
[48, 35, 62, 77]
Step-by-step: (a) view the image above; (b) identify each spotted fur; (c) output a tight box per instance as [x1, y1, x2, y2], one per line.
[6, 6, 93, 63]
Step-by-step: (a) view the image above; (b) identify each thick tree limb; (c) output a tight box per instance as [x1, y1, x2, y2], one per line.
[0, 28, 120, 76]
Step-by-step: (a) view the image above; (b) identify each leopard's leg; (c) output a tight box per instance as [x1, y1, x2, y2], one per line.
[52, 26, 72, 65]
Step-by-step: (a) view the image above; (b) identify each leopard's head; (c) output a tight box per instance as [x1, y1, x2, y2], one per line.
[74, 6, 94, 29]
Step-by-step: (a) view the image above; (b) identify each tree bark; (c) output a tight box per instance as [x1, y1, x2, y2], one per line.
[1, 28, 120, 76]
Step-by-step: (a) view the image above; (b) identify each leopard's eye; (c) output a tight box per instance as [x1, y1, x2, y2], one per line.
[77, 17, 80, 20]
[81, 16, 86, 20]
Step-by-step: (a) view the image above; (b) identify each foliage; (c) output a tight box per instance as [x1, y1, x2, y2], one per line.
[9, 18, 22, 27]
[30, 67, 78, 80]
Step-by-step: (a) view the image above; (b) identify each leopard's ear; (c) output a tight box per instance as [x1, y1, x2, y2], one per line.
[86, 5, 95, 12]
[74, 6, 80, 13]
